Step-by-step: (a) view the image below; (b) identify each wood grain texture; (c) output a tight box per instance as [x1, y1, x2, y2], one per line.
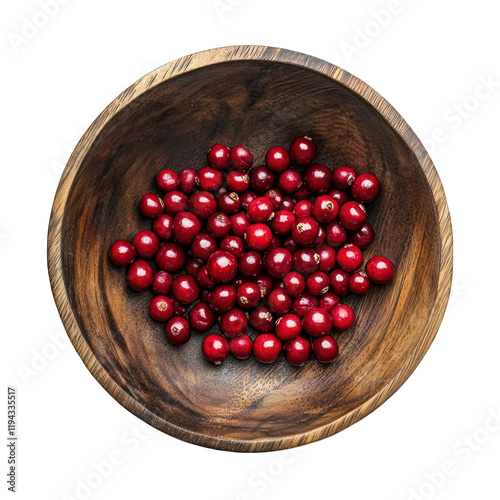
[47, 45, 453, 452]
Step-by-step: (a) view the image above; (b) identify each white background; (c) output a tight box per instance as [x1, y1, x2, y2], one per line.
[2, 0, 499, 499]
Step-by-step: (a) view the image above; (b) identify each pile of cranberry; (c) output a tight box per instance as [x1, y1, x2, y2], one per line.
[109, 137, 394, 366]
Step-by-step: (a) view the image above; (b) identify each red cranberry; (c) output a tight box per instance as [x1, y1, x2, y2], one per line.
[249, 305, 274, 332]
[191, 233, 217, 261]
[284, 337, 311, 366]
[139, 193, 164, 219]
[230, 213, 251, 237]
[225, 171, 250, 193]
[349, 271, 371, 294]
[197, 166, 223, 192]
[264, 248, 293, 278]
[170, 295, 187, 316]
[265, 146, 291, 173]
[230, 145, 254, 171]
[349, 222, 375, 249]
[156, 169, 180, 192]
[278, 169, 303, 194]
[188, 191, 217, 220]
[126, 260, 154, 291]
[240, 190, 258, 210]
[366, 256, 394, 284]
[233, 275, 245, 288]
[149, 295, 174, 322]
[339, 201, 367, 230]
[217, 192, 241, 215]
[319, 291, 341, 312]
[270, 210, 295, 236]
[351, 172, 381, 203]
[152, 214, 174, 240]
[189, 302, 217, 332]
[293, 248, 321, 275]
[237, 282, 261, 308]
[165, 316, 191, 345]
[282, 271, 306, 298]
[292, 293, 319, 317]
[247, 197, 274, 223]
[239, 250, 263, 277]
[328, 269, 351, 296]
[219, 308, 248, 338]
[328, 188, 350, 207]
[325, 221, 348, 247]
[207, 250, 238, 283]
[152, 271, 174, 295]
[155, 243, 186, 273]
[207, 212, 231, 239]
[312, 195, 339, 223]
[208, 285, 237, 313]
[133, 230, 160, 259]
[268, 289, 292, 314]
[304, 164, 332, 194]
[196, 265, 216, 290]
[185, 258, 203, 277]
[294, 200, 312, 218]
[312, 336, 338, 363]
[173, 211, 202, 246]
[283, 235, 299, 254]
[302, 307, 333, 337]
[202, 334, 229, 365]
[253, 334, 282, 363]
[291, 216, 319, 247]
[250, 165, 275, 193]
[163, 190, 189, 216]
[172, 274, 200, 304]
[293, 183, 312, 201]
[316, 245, 337, 273]
[289, 136, 317, 165]
[229, 334, 253, 359]
[264, 189, 283, 210]
[220, 235, 244, 258]
[109, 240, 136, 266]
[255, 274, 274, 299]
[275, 313, 302, 341]
[306, 271, 330, 296]
[245, 223, 273, 252]
[331, 303, 355, 331]
[332, 166, 356, 189]
[268, 236, 282, 252]
[313, 226, 326, 247]
[179, 168, 197, 195]
[207, 144, 230, 170]
[281, 195, 295, 211]
[336, 244, 363, 273]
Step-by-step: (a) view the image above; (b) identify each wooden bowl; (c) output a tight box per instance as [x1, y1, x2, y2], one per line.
[48, 46, 452, 452]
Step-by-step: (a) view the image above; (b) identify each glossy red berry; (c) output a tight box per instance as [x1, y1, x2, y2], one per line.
[268, 289, 292, 314]
[237, 282, 261, 309]
[173, 211, 202, 246]
[249, 305, 274, 333]
[278, 169, 303, 194]
[270, 210, 295, 236]
[185, 258, 203, 277]
[229, 334, 253, 359]
[207, 144, 230, 170]
[313, 226, 326, 248]
[230, 213, 251, 237]
[292, 293, 319, 317]
[302, 307, 333, 337]
[156, 169, 180, 192]
[351, 173, 381, 203]
[207, 250, 238, 283]
[339, 201, 367, 231]
[265, 146, 291, 173]
[328, 269, 351, 296]
[126, 260, 154, 291]
[312, 195, 339, 223]
[264, 189, 283, 210]
[247, 196, 274, 223]
[253, 334, 282, 363]
[328, 188, 350, 207]
[188, 190, 217, 220]
[170, 295, 187, 316]
[172, 274, 200, 304]
[265, 248, 293, 278]
[284, 337, 311, 366]
[275, 313, 302, 341]
[225, 171, 250, 193]
[331, 303, 356, 331]
[196, 265, 216, 290]
[250, 165, 275, 193]
[239, 250, 263, 278]
[291, 216, 319, 247]
[306, 272, 330, 296]
[208, 285, 237, 313]
[152, 214, 174, 240]
[349, 271, 371, 294]
[189, 302, 217, 332]
[349, 222, 375, 249]
[332, 166, 356, 189]
[312, 336, 338, 363]
[282, 271, 306, 298]
[149, 295, 174, 322]
[155, 243, 186, 273]
[219, 235, 244, 259]
[255, 274, 274, 299]
[163, 190, 189, 216]
[304, 164, 332, 194]
[165, 316, 191, 345]
[319, 291, 341, 312]
[293, 248, 320, 274]
[207, 212, 231, 239]
[179, 168, 197, 195]
[139, 193, 164, 219]
[217, 192, 241, 215]
[202, 334, 229, 365]
[289, 136, 316, 165]
[133, 230, 160, 259]
[109, 240, 136, 266]
[336, 244, 363, 272]
[152, 271, 174, 295]
[240, 190, 258, 210]
[230, 145, 253, 171]
[245, 223, 273, 252]
[366, 256, 394, 284]
[281, 195, 295, 211]
[325, 221, 348, 247]
[316, 245, 337, 273]
[219, 308, 248, 338]
[293, 184, 312, 201]
[191, 233, 217, 261]
[294, 200, 312, 218]
[197, 167, 224, 192]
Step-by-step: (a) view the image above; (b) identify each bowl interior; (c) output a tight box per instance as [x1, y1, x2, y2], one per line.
[60, 59, 440, 449]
